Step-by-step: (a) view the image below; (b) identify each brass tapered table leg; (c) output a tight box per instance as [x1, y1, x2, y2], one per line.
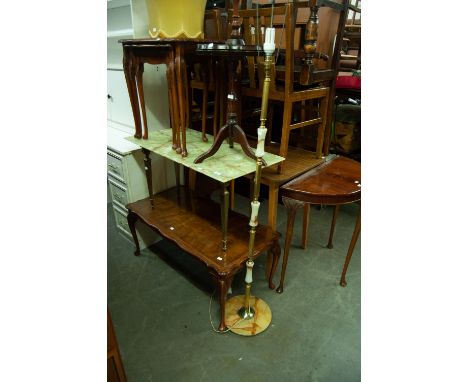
[142, 148, 154, 208]
[220, 182, 229, 251]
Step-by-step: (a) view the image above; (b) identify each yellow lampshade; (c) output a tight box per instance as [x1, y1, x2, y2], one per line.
[146, 0, 207, 39]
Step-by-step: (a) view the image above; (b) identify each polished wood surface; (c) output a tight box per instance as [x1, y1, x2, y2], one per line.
[277, 155, 360, 292]
[126, 186, 281, 331]
[108, 308, 127, 382]
[281, 155, 360, 204]
[245, 141, 325, 231]
[250, 142, 325, 184]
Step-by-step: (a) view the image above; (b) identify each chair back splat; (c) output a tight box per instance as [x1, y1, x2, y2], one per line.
[234, 0, 349, 173]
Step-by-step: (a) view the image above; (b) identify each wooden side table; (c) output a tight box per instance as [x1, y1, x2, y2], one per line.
[276, 155, 361, 293]
[120, 38, 219, 157]
[193, 43, 266, 166]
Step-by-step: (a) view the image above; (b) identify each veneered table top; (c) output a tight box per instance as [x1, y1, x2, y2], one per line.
[127, 186, 280, 275]
[281, 155, 361, 205]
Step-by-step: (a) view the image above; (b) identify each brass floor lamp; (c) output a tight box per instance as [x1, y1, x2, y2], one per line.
[224, 27, 277, 336]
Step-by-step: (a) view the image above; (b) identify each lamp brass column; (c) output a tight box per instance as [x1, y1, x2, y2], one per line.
[224, 29, 276, 336]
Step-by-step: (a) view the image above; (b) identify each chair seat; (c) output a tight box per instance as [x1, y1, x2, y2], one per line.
[281, 156, 361, 205]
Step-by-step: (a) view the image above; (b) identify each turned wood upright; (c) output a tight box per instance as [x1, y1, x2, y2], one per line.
[194, 0, 267, 166]
[194, 44, 267, 166]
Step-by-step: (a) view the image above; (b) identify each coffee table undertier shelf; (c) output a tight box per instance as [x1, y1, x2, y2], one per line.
[125, 128, 284, 331]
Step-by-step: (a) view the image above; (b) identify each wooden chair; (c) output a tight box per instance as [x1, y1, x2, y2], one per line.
[236, 0, 349, 173]
[339, 0, 361, 72]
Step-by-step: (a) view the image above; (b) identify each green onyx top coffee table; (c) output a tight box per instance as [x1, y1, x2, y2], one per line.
[126, 128, 284, 250]
[124, 129, 284, 331]
[126, 128, 283, 183]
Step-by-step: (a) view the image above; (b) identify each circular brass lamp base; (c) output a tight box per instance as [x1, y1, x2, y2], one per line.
[225, 295, 272, 336]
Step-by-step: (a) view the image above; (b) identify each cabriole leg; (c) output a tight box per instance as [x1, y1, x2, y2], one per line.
[340, 205, 361, 287]
[277, 197, 304, 293]
[127, 210, 141, 256]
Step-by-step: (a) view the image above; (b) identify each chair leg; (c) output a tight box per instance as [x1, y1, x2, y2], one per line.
[315, 92, 330, 158]
[340, 206, 361, 287]
[267, 241, 281, 290]
[301, 203, 310, 249]
[265, 185, 279, 279]
[268, 185, 279, 231]
[277, 100, 293, 174]
[276, 197, 304, 293]
[327, 205, 340, 249]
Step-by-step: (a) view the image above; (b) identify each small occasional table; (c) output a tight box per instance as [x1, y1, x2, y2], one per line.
[120, 38, 220, 157]
[276, 155, 361, 293]
[194, 42, 266, 166]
